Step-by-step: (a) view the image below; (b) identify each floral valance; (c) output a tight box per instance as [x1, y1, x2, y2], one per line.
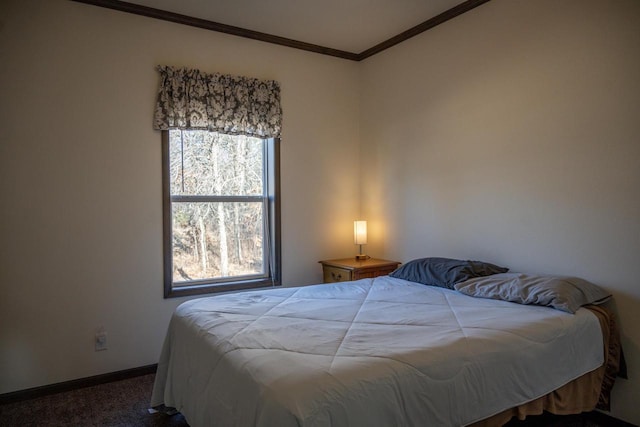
[154, 66, 282, 138]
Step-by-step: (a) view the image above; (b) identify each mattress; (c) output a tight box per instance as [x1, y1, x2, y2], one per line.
[151, 276, 604, 427]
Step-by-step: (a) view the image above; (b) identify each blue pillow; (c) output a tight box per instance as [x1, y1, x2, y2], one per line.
[389, 257, 508, 289]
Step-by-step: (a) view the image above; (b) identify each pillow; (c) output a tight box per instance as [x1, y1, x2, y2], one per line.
[389, 257, 508, 289]
[453, 273, 611, 313]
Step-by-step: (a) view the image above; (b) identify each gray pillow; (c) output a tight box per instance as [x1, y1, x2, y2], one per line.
[389, 257, 508, 289]
[454, 273, 611, 313]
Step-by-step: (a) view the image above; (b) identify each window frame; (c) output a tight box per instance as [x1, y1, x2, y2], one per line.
[161, 130, 281, 298]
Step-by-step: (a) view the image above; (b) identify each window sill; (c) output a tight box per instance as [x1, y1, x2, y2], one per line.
[164, 278, 280, 298]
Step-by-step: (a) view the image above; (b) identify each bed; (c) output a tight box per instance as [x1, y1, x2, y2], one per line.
[151, 264, 621, 427]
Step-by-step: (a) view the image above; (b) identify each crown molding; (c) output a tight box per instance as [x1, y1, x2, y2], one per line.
[358, 0, 491, 60]
[69, 0, 491, 61]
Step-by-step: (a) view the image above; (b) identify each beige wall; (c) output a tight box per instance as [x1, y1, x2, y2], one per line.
[360, 0, 640, 423]
[0, 0, 360, 393]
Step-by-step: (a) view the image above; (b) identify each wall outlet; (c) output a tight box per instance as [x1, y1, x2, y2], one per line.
[95, 330, 108, 351]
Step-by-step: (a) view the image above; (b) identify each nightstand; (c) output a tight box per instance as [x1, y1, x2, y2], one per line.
[319, 258, 401, 283]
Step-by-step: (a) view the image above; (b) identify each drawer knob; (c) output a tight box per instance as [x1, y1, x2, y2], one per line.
[331, 272, 342, 280]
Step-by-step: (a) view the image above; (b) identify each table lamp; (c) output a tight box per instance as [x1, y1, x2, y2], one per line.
[354, 220, 368, 261]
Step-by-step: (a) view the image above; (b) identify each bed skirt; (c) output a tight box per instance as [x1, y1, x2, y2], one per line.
[471, 305, 622, 427]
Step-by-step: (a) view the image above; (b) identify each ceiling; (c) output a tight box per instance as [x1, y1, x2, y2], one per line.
[121, 0, 468, 54]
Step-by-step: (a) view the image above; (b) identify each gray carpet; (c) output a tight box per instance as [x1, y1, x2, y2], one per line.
[0, 373, 630, 426]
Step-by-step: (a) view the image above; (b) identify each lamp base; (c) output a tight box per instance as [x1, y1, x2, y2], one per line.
[355, 254, 368, 261]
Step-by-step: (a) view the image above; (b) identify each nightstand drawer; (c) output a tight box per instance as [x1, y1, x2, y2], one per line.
[353, 265, 398, 280]
[319, 258, 400, 284]
[323, 266, 353, 283]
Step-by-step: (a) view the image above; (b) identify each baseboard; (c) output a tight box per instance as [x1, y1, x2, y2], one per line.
[0, 364, 157, 405]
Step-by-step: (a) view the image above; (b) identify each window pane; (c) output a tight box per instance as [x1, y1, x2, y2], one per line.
[172, 201, 265, 284]
[162, 129, 279, 297]
[169, 130, 264, 196]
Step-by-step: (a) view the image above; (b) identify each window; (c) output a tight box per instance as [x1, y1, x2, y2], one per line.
[154, 66, 282, 297]
[162, 129, 280, 297]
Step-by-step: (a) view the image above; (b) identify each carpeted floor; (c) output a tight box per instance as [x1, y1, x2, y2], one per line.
[0, 373, 630, 426]
[0, 374, 185, 427]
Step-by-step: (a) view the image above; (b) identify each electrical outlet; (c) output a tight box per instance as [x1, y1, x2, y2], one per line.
[95, 330, 108, 351]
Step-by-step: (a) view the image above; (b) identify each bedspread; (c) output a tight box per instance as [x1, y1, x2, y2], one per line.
[151, 276, 604, 427]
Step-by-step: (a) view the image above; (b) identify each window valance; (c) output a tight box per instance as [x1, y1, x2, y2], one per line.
[154, 66, 282, 138]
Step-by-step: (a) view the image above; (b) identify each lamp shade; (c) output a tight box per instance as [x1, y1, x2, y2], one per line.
[354, 220, 367, 245]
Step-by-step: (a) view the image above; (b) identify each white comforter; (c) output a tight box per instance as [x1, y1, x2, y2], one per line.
[151, 276, 603, 427]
